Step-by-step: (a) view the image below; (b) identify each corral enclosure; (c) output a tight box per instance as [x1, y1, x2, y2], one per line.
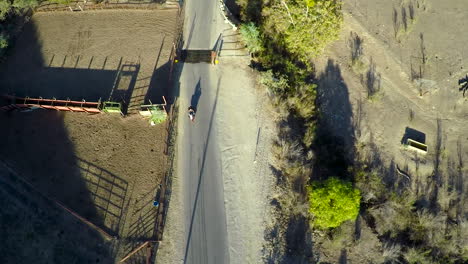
[0, 9, 177, 111]
[0, 9, 177, 263]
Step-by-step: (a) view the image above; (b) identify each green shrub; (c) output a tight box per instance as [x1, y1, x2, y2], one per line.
[0, 1, 12, 21]
[0, 34, 8, 49]
[239, 22, 263, 54]
[48, 0, 73, 4]
[12, 0, 38, 10]
[308, 177, 361, 229]
[150, 108, 167, 124]
[287, 83, 317, 118]
[260, 69, 290, 96]
[403, 248, 434, 264]
[263, 0, 343, 63]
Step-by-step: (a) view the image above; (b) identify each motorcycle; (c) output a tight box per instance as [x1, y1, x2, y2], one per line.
[188, 106, 196, 122]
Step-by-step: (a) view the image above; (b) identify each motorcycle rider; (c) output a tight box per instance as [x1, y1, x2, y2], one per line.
[188, 106, 196, 121]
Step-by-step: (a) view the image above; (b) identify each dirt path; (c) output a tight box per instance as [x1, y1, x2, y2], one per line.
[156, 58, 276, 264]
[215, 57, 276, 263]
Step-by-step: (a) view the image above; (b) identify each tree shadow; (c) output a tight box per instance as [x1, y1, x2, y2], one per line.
[458, 74, 468, 97]
[433, 119, 444, 186]
[244, 0, 263, 23]
[0, 111, 114, 263]
[401, 6, 408, 32]
[361, 57, 381, 98]
[408, 2, 415, 21]
[282, 214, 314, 263]
[392, 7, 400, 39]
[339, 248, 348, 264]
[314, 59, 355, 180]
[348, 31, 364, 63]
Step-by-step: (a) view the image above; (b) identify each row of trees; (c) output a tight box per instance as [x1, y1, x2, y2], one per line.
[239, 0, 359, 231]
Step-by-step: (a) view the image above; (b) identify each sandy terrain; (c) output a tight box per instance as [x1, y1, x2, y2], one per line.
[0, 10, 177, 111]
[313, 0, 468, 261]
[315, 0, 468, 179]
[215, 57, 276, 263]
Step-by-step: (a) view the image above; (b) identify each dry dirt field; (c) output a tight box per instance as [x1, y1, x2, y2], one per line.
[0, 9, 177, 112]
[313, 0, 468, 262]
[0, 9, 177, 263]
[0, 111, 167, 263]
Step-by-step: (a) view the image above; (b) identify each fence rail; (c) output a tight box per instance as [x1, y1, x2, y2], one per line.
[35, 0, 176, 12]
[0, 95, 102, 113]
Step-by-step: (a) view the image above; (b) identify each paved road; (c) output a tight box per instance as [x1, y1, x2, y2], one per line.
[178, 0, 229, 263]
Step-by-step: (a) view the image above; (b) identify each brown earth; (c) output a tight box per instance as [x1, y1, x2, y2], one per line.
[316, 0, 468, 174]
[0, 111, 168, 263]
[0, 9, 177, 263]
[0, 9, 177, 112]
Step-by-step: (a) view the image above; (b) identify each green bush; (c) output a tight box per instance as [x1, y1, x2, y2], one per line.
[308, 177, 361, 229]
[403, 248, 434, 264]
[48, 0, 73, 4]
[0, 0, 40, 21]
[12, 0, 38, 10]
[260, 70, 290, 96]
[239, 22, 263, 54]
[0, 34, 8, 50]
[150, 108, 167, 124]
[287, 83, 317, 118]
[0, 1, 11, 21]
[263, 0, 343, 63]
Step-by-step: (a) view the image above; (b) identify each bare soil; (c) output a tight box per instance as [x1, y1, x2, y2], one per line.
[0, 110, 167, 262]
[0, 9, 177, 263]
[316, 0, 468, 174]
[0, 9, 177, 110]
[313, 0, 468, 262]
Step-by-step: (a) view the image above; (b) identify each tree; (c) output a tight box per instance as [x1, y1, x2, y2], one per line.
[263, 0, 343, 63]
[0, 34, 8, 50]
[0, 1, 12, 21]
[239, 22, 263, 55]
[48, 0, 73, 4]
[12, 0, 38, 10]
[308, 177, 361, 229]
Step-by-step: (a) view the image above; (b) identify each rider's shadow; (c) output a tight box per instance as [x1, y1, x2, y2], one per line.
[191, 78, 202, 109]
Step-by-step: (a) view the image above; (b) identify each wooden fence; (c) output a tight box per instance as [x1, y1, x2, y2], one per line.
[35, 0, 177, 12]
[0, 95, 101, 113]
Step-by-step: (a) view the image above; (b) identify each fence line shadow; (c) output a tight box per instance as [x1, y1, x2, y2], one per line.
[77, 157, 129, 237]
